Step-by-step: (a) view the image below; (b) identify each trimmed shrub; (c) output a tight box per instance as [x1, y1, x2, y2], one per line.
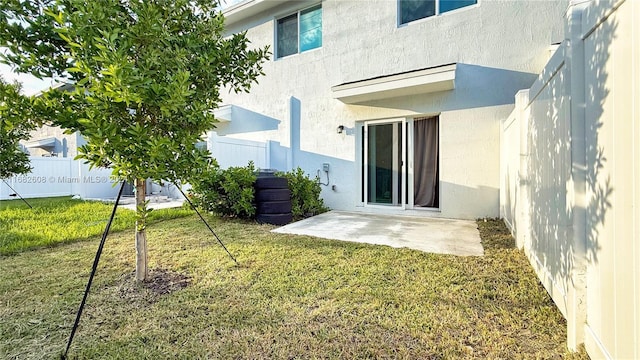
[278, 167, 329, 219]
[191, 163, 328, 220]
[190, 161, 257, 219]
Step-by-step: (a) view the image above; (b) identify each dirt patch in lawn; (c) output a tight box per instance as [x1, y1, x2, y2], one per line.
[114, 268, 191, 304]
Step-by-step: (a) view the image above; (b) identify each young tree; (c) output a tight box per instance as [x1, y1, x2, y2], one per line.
[0, 0, 270, 280]
[0, 78, 36, 179]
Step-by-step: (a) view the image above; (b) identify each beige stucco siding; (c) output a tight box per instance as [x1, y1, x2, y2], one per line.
[219, 0, 568, 219]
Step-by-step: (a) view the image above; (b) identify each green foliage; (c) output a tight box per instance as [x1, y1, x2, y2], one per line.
[191, 165, 328, 220]
[0, 0, 68, 79]
[0, 0, 270, 199]
[0, 0, 270, 278]
[2, 0, 270, 183]
[279, 167, 328, 218]
[0, 78, 37, 179]
[190, 161, 257, 219]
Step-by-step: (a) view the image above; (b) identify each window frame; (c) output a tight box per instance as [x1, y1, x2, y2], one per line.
[397, 0, 478, 26]
[275, 3, 323, 59]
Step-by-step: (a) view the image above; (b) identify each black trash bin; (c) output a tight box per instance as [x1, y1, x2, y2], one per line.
[254, 171, 292, 225]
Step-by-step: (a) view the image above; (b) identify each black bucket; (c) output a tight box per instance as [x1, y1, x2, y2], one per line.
[254, 172, 292, 225]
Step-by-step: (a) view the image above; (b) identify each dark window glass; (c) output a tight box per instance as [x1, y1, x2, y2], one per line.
[400, 0, 435, 24]
[277, 5, 322, 58]
[400, 0, 476, 24]
[277, 13, 298, 58]
[440, 0, 477, 13]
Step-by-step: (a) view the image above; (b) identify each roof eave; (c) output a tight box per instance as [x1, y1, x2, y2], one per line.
[223, 0, 289, 26]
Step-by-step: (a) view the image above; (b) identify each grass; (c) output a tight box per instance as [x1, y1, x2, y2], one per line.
[0, 211, 589, 359]
[0, 197, 192, 255]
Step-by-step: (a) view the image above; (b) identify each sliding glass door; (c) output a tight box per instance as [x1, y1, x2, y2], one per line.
[362, 116, 439, 209]
[364, 120, 405, 207]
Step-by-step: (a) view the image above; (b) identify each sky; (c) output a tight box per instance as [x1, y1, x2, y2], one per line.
[0, 63, 53, 96]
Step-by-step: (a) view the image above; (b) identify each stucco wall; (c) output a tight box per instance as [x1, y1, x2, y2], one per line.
[220, 0, 567, 219]
[21, 124, 82, 158]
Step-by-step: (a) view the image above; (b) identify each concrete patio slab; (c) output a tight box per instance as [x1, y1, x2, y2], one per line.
[272, 211, 484, 256]
[119, 200, 184, 211]
[115, 195, 184, 211]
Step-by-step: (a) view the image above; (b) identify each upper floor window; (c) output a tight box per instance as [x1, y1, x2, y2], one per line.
[399, 0, 477, 25]
[276, 4, 322, 59]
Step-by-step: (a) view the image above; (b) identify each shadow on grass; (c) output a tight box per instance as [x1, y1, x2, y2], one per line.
[476, 218, 516, 250]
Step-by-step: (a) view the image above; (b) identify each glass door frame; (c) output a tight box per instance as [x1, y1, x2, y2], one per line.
[358, 115, 441, 212]
[363, 118, 407, 209]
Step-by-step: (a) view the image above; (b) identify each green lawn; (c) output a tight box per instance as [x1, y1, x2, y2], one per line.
[0, 200, 588, 359]
[0, 196, 192, 255]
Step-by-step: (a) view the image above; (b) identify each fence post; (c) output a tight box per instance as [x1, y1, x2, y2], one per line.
[208, 131, 219, 160]
[516, 89, 530, 252]
[565, 1, 588, 351]
[71, 158, 79, 197]
[265, 140, 272, 169]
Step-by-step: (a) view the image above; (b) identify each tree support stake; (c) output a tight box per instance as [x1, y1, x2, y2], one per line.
[62, 181, 125, 359]
[174, 183, 238, 266]
[2, 179, 32, 209]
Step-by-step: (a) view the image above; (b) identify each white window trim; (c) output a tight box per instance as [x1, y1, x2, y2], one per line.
[397, 0, 479, 27]
[275, 3, 322, 59]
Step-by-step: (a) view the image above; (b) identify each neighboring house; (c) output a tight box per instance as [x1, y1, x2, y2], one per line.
[19, 83, 83, 158]
[213, 0, 568, 220]
[21, 122, 84, 158]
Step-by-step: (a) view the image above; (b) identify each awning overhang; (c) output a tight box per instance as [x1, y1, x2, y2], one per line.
[331, 63, 457, 104]
[24, 137, 56, 149]
[212, 105, 233, 122]
[209, 104, 281, 135]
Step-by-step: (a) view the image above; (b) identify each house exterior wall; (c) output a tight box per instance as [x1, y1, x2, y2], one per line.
[20, 124, 83, 158]
[501, 0, 640, 357]
[220, 0, 567, 219]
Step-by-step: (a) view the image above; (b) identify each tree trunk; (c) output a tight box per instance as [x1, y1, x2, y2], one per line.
[135, 178, 148, 281]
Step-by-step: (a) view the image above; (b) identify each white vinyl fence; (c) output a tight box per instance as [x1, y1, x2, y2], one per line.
[208, 132, 289, 170]
[500, 0, 639, 358]
[2, 133, 292, 201]
[1, 157, 119, 200]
